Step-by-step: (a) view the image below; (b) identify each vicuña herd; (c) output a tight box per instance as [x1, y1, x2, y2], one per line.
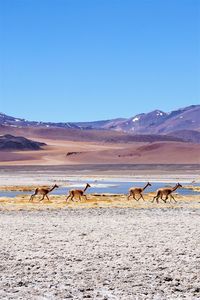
[29, 182, 183, 203]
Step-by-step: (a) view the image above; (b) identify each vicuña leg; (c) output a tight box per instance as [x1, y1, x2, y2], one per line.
[161, 195, 168, 203]
[170, 194, 177, 203]
[138, 194, 145, 201]
[39, 195, 45, 202]
[29, 194, 35, 202]
[152, 194, 158, 203]
[127, 193, 131, 200]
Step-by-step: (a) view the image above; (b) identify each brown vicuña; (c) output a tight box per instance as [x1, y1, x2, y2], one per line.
[127, 182, 151, 201]
[29, 184, 59, 202]
[66, 183, 91, 202]
[152, 183, 182, 203]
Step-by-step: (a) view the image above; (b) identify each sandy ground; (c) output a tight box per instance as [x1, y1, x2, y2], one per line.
[0, 136, 200, 166]
[0, 206, 200, 300]
[0, 167, 200, 299]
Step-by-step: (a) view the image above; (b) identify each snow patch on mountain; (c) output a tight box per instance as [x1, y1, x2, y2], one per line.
[156, 111, 163, 116]
[132, 117, 140, 122]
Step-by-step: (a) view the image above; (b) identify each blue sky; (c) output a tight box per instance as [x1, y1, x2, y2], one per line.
[0, 0, 199, 122]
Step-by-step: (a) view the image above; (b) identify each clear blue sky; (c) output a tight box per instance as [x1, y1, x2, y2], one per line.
[0, 0, 199, 122]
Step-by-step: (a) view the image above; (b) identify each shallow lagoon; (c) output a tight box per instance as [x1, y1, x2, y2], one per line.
[0, 180, 199, 198]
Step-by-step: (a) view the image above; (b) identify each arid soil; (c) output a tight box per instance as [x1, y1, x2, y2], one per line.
[0, 167, 200, 299]
[0, 135, 200, 165]
[0, 206, 200, 300]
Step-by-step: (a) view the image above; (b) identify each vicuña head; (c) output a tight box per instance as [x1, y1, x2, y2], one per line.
[176, 183, 182, 188]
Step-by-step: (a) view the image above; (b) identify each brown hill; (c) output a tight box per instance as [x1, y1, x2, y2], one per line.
[0, 125, 184, 144]
[168, 130, 200, 144]
[0, 134, 46, 151]
[61, 142, 200, 164]
[0, 139, 199, 166]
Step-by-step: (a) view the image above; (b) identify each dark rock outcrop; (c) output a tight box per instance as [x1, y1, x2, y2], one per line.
[0, 134, 46, 151]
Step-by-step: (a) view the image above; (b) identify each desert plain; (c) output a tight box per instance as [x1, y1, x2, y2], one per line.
[0, 126, 200, 299]
[0, 164, 200, 300]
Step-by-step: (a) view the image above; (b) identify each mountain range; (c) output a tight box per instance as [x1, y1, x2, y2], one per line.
[0, 105, 200, 144]
[77, 105, 200, 134]
[0, 105, 199, 165]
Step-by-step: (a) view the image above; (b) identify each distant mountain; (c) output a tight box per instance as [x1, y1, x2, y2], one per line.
[104, 110, 168, 133]
[0, 134, 46, 151]
[75, 118, 126, 130]
[0, 113, 79, 129]
[102, 105, 200, 134]
[1, 105, 199, 135]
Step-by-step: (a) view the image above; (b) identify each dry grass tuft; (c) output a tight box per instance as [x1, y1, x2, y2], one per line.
[0, 192, 200, 211]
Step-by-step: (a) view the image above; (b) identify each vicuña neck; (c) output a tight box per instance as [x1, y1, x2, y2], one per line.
[142, 183, 149, 191]
[172, 185, 178, 192]
[84, 185, 88, 192]
[50, 186, 56, 192]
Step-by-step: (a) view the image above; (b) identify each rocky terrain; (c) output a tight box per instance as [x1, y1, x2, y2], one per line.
[0, 134, 46, 151]
[0, 208, 199, 299]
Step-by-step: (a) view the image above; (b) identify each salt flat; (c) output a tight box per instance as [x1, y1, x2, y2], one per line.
[0, 208, 200, 300]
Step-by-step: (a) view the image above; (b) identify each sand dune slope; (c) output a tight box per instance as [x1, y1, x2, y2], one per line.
[0, 139, 200, 165]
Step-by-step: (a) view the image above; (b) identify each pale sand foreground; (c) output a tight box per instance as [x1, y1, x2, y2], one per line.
[0, 208, 200, 300]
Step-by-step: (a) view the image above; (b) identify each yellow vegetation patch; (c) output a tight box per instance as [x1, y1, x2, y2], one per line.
[0, 185, 46, 192]
[183, 185, 200, 192]
[0, 193, 200, 211]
